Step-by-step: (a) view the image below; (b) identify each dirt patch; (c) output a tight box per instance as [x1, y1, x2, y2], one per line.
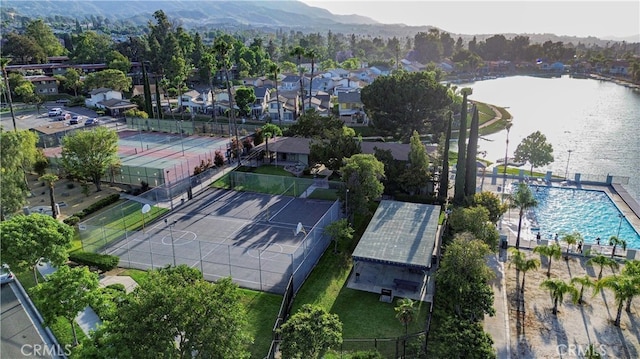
[506, 250, 640, 358]
[26, 173, 130, 220]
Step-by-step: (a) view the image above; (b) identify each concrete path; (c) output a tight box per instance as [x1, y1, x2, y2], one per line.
[484, 252, 511, 359]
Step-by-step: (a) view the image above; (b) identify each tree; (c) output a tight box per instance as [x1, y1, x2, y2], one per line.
[70, 31, 113, 64]
[429, 315, 495, 359]
[395, 298, 416, 335]
[80, 266, 252, 358]
[84, 69, 132, 92]
[39, 174, 59, 219]
[0, 128, 38, 219]
[533, 243, 562, 277]
[261, 123, 283, 163]
[60, 127, 119, 191]
[25, 19, 66, 57]
[310, 126, 361, 171]
[464, 104, 480, 196]
[594, 275, 640, 326]
[1, 58, 17, 131]
[2, 33, 47, 64]
[513, 131, 554, 175]
[360, 71, 452, 140]
[62, 68, 83, 96]
[30, 265, 99, 345]
[288, 109, 342, 138]
[587, 254, 619, 280]
[540, 279, 578, 315]
[571, 275, 595, 304]
[438, 112, 453, 202]
[306, 48, 318, 109]
[453, 89, 470, 204]
[340, 154, 385, 216]
[268, 62, 282, 125]
[0, 214, 73, 283]
[399, 130, 430, 195]
[215, 37, 239, 161]
[235, 86, 256, 118]
[436, 234, 495, 322]
[562, 232, 581, 259]
[509, 249, 540, 303]
[278, 304, 342, 359]
[324, 218, 354, 253]
[472, 191, 507, 223]
[290, 46, 306, 108]
[609, 235, 627, 258]
[107, 50, 132, 74]
[508, 183, 538, 249]
[448, 206, 499, 251]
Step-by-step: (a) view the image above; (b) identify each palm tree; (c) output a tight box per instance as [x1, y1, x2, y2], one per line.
[394, 298, 416, 335]
[290, 46, 305, 110]
[562, 232, 582, 259]
[587, 254, 619, 279]
[594, 275, 640, 326]
[261, 123, 282, 164]
[609, 235, 627, 258]
[39, 174, 59, 219]
[1, 57, 17, 131]
[305, 48, 318, 110]
[540, 279, 578, 315]
[508, 183, 538, 249]
[268, 62, 282, 126]
[533, 243, 562, 277]
[509, 249, 540, 303]
[571, 275, 595, 304]
[215, 38, 239, 163]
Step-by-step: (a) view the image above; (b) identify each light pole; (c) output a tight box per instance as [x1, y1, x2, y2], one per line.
[502, 122, 513, 203]
[166, 170, 173, 211]
[616, 214, 624, 239]
[165, 218, 177, 266]
[178, 120, 185, 156]
[345, 188, 349, 223]
[564, 149, 573, 181]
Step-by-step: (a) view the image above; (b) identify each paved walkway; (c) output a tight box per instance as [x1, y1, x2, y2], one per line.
[484, 252, 511, 359]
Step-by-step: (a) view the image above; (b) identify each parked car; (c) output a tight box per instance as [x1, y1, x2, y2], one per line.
[48, 108, 63, 117]
[55, 113, 72, 122]
[70, 115, 83, 125]
[56, 98, 70, 104]
[0, 264, 14, 285]
[84, 118, 99, 126]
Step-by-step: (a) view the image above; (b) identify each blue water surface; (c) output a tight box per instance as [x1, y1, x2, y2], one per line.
[529, 186, 640, 248]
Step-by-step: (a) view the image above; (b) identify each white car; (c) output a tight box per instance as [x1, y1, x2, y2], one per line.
[0, 264, 14, 284]
[48, 108, 63, 117]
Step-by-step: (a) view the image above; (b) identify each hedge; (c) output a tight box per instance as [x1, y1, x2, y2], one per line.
[69, 251, 119, 272]
[63, 193, 121, 225]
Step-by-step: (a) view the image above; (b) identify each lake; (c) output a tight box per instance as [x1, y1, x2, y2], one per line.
[457, 75, 640, 202]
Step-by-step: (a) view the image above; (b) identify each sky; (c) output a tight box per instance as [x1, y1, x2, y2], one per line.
[300, 1, 640, 40]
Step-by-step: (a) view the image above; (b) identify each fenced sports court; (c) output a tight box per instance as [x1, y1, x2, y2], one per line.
[87, 188, 341, 294]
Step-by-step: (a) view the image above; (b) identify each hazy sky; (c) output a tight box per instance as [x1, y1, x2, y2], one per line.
[301, 1, 640, 40]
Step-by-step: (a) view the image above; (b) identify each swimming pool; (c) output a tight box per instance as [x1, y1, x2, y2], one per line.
[528, 186, 640, 248]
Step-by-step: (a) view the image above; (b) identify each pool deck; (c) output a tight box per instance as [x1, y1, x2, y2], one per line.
[479, 175, 640, 259]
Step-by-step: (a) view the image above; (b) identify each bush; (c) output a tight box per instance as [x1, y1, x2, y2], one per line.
[105, 283, 126, 293]
[73, 193, 120, 219]
[66, 182, 75, 189]
[349, 351, 384, 359]
[69, 251, 119, 272]
[63, 216, 80, 226]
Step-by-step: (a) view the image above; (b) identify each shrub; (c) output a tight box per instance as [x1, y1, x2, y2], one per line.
[214, 150, 225, 167]
[82, 193, 120, 215]
[63, 216, 80, 226]
[105, 283, 126, 293]
[69, 251, 119, 272]
[66, 182, 75, 189]
[349, 351, 384, 359]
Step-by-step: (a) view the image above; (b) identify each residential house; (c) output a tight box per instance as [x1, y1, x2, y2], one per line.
[609, 60, 630, 76]
[280, 75, 302, 92]
[251, 86, 271, 119]
[337, 89, 367, 123]
[400, 59, 427, 73]
[132, 84, 164, 102]
[85, 88, 136, 116]
[179, 89, 212, 114]
[25, 75, 58, 95]
[369, 65, 392, 76]
[242, 77, 267, 87]
[326, 68, 350, 79]
[267, 91, 299, 122]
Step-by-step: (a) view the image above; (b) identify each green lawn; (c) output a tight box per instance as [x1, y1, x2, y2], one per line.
[119, 268, 149, 286]
[307, 188, 339, 201]
[240, 165, 294, 177]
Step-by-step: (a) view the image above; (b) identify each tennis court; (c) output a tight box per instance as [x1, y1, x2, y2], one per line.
[104, 188, 341, 293]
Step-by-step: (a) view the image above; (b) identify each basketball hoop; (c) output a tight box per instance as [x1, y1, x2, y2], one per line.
[294, 222, 307, 236]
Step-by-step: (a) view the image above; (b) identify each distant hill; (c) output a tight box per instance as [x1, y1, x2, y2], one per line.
[1, 0, 632, 46]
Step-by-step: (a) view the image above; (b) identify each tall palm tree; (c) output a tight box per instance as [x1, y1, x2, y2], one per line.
[394, 298, 416, 335]
[609, 235, 627, 258]
[290, 46, 305, 111]
[540, 279, 578, 315]
[1, 57, 17, 131]
[268, 62, 282, 126]
[562, 232, 582, 259]
[39, 174, 59, 219]
[215, 38, 239, 163]
[305, 48, 318, 110]
[571, 275, 595, 304]
[261, 123, 282, 164]
[587, 254, 619, 280]
[594, 275, 640, 326]
[508, 183, 538, 249]
[533, 243, 562, 277]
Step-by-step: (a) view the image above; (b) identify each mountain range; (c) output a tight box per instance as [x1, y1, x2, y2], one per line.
[1, 0, 631, 46]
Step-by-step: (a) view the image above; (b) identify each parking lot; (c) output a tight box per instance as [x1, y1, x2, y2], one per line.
[0, 101, 113, 131]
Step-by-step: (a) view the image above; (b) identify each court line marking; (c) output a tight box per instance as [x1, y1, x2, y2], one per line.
[268, 196, 297, 222]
